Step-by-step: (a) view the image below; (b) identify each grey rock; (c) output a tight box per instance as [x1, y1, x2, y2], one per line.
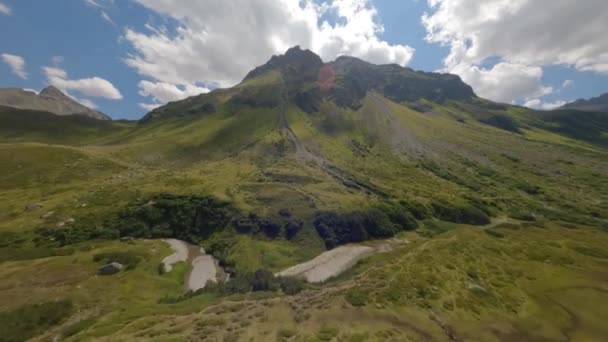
[25, 203, 42, 211]
[98, 262, 124, 276]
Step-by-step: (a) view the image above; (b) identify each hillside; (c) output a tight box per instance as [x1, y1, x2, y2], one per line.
[1, 47, 607, 341]
[0, 86, 111, 120]
[562, 92, 608, 112]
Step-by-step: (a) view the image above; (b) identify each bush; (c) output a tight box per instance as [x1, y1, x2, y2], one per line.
[431, 201, 491, 225]
[284, 220, 303, 240]
[34, 194, 237, 247]
[93, 252, 141, 270]
[515, 182, 542, 195]
[344, 288, 368, 307]
[313, 202, 419, 248]
[0, 300, 73, 342]
[400, 200, 432, 220]
[199, 270, 304, 297]
[278, 277, 305, 295]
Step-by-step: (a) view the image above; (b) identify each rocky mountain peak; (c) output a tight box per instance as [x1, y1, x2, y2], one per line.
[39, 85, 68, 98]
[244, 46, 324, 81]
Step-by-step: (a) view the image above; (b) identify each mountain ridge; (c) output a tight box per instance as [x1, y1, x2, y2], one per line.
[0, 85, 111, 120]
[562, 92, 608, 112]
[142, 46, 476, 122]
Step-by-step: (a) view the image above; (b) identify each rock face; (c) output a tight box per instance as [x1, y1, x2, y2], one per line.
[98, 262, 124, 275]
[0, 86, 111, 120]
[141, 46, 476, 121]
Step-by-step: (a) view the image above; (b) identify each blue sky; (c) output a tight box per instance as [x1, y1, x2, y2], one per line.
[1, 0, 607, 119]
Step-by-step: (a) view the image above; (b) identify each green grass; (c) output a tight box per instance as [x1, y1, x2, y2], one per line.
[0, 71, 607, 340]
[0, 300, 73, 342]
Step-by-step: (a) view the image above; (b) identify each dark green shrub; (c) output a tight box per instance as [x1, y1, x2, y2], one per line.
[284, 220, 303, 240]
[344, 289, 368, 307]
[251, 269, 278, 292]
[485, 229, 505, 238]
[93, 252, 141, 270]
[400, 200, 432, 220]
[515, 182, 542, 195]
[431, 201, 491, 225]
[479, 115, 521, 133]
[0, 300, 73, 342]
[258, 220, 282, 238]
[278, 277, 305, 295]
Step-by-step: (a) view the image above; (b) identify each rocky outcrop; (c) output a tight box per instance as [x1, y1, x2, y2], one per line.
[98, 262, 124, 275]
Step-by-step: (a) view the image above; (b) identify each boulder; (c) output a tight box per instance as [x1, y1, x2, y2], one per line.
[98, 262, 124, 276]
[25, 203, 42, 211]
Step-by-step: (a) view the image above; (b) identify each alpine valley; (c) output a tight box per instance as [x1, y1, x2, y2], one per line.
[1, 47, 608, 341]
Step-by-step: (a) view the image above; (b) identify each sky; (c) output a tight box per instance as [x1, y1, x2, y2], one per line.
[1, 0, 607, 120]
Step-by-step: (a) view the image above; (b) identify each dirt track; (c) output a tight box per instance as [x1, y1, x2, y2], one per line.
[276, 245, 375, 283]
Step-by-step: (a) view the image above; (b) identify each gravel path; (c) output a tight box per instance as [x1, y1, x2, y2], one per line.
[161, 239, 189, 273]
[187, 253, 218, 292]
[162, 239, 221, 291]
[276, 245, 375, 283]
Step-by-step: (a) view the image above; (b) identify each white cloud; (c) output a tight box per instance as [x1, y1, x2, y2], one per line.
[1, 53, 28, 79]
[73, 96, 98, 109]
[139, 102, 162, 111]
[524, 99, 568, 111]
[562, 80, 574, 88]
[138, 80, 209, 112]
[138, 80, 209, 103]
[0, 2, 11, 15]
[100, 11, 116, 26]
[42, 66, 123, 100]
[449, 61, 552, 103]
[125, 0, 414, 108]
[422, 0, 608, 103]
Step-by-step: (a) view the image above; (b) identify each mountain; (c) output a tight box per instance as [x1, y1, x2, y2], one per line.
[0, 86, 111, 120]
[1, 47, 608, 341]
[561, 92, 608, 112]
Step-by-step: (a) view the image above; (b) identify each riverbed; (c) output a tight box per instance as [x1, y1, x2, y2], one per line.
[161, 239, 224, 292]
[276, 245, 375, 283]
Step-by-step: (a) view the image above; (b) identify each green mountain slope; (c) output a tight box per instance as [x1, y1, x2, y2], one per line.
[1, 47, 608, 341]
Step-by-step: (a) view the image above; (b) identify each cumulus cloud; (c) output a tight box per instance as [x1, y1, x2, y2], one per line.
[138, 80, 209, 110]
[0, 2, 11, 15]
[138, 80, 209, 103]
[524, 99, 568, 111]
[422, 0, 608, 103]
[73, 96, 98, 109]
[449, 61, 551, 103]
[1, 53, 28, 79]
[42, 65, 123, 100]
[125, 0, 414, 107]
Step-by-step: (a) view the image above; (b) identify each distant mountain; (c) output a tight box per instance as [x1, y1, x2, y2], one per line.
[0, 86, 111, 120]
[143, 46, 475, 121]
[561, 92, 608, 112]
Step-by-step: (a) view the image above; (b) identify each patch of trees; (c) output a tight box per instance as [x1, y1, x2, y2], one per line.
[313, 203, 418, 249]
[33, 195, 305, 252]
[160, 269, 305, 303]
[479, 115, 522, 133]
[233, 211, 303, 241]
[34, 194, 237, 246]
[430, 201, 491, 225]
